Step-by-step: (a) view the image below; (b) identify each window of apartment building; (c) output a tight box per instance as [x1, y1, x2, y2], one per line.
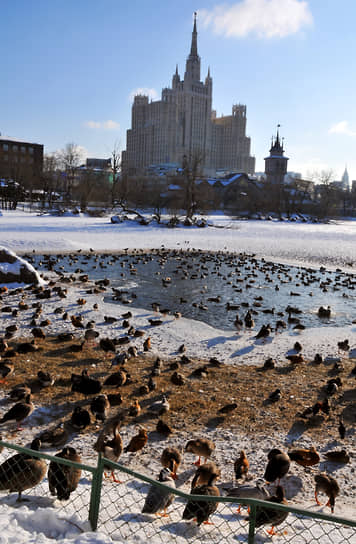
[12, 145, 18, 152]
[3, 143, 8, 151]
[21, 146, 26, 153]
[29, 147, 34, 154]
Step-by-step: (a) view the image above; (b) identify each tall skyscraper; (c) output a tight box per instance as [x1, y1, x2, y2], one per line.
[122, 14, 255, 176]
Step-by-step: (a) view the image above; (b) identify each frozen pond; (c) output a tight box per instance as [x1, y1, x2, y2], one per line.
[29, 250, 356, 331]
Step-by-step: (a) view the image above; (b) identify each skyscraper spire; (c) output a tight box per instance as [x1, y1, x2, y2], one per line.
[190, 11, 198, 56]
[185, 12, 201, 82]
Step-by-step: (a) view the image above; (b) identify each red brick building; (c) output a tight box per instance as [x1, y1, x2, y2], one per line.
[0, 135, 43, 186]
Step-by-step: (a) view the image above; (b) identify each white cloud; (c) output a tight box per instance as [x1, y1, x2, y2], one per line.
[328, 120, 356, 137]
[199, 0, 313, 39]
[129, 88, 159, 102]
[84, 120, 120, 130]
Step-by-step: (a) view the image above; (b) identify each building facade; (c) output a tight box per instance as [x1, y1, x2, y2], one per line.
[122, 15, 255, 176]
[0, 135, 43, 185]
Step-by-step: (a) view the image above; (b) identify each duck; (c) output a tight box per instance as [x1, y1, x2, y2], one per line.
[129, 399, 141, 417]
[124, 428, 148, 453]
[0, 360, 14, 383]
[71, 369, 102, 396]
[225, 479, 270, 514]
[103, 369, 127, 388]
[70, 406, 91, 430]
[143, 337, 151, 351]
[318, 306, 331, 318]
[253, 485, 289, 536]
[0, 394, 34, 431]
[31, 327, 46, 339]
[337, 339, 349, 354]
[148, 396, 170, 416]
[314, 472, 340, 513]
[48, 446, 82, 500]
[38, 422, 68, 447]
[37, 370, 55, 387]
[8, 385, 31, 402]
[268, 389, 282, 402]
[324, 449, 350, 464]
[255, 324, 271, 340]
[107, 392, 123, 406]
[288, 446, 320, 467]
[0, 438, 46, 501]
[84, 329, 99, 345]
[142, 467, 176, 517]
[264, 448, 291, 484]
[234, 450, 249, 480]
[160, 447, 182, 480]
[90, 394, 110, 422]
[182, 471, 220, 526]
[185, 438, 215, 466]
[99, 338, 116, 357]
[156, 419, 173, 435]
[94, 421, 123, 482]
[190, 462, 221, 490]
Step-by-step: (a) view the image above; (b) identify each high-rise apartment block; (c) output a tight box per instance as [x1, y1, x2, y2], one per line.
[122, 15, 255, 176]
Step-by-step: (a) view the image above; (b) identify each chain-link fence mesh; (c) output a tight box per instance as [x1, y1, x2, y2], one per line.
[0, 441, 354, 543]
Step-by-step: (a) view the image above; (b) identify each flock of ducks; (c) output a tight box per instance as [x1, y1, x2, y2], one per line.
[0, 251, 354, 537]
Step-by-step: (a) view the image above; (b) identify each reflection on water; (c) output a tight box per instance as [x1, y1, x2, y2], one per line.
[29, 250, 356, 332]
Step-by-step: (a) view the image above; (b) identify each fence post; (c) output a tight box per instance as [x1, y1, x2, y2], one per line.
[248, 503, 256, 544]
[89, 453, 105, 531]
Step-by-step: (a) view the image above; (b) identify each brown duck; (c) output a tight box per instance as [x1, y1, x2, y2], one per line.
[94, 421, 123, 482]
[48, 446, 82, 500]
[185, 438, 215, 466]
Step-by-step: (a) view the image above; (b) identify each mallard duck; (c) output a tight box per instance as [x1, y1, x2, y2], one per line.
[90, 394, 110, 422]
[0, 394, 34, 431]
[124, 428, 148, 453]
[71, 369, 102, 396]
[288, 446, 320, 467]
[103, 369, 127, 388]
[0, 438, 46, 501]
[0, 360, 14, 383]
[185, 438, 215, 466]
[94, 421, 123, 482]
[160, 447, 182, 480]
[226, 479, 270, 514]
[253, 485, 289, 535]
[314, 472, 340, 512]
[48, 446, 82, 500]
[191, 462, 220, 490]
[324, 449, 350, 464]
[37, 370, 55, 387]
[38, 422, 68, 447]
[234, 450, 249, 480]
[182, 471, 220, 526]
[70, 406, 91, 430]
[129, 399, 141, 417]
[142, 467, 176, 516]
[264, 449, 290, 484]
[8, 385, 31, 402]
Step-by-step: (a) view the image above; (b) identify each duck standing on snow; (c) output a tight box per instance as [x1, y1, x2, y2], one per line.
[185, 438, 215, 466]
[264, 448, 290, 484]
[142, 467, 176, 517]
[253, 485, 289, 536]
[124, 428, 148, 454]
[48, 446, 82, 500]
[160, 447, 182, 480]
[0, 394, 34, 431]
[234, 450, 250, 480]
[226, 479, 270, 514]
[0, 438, 46, 501]
[182, 471, 220, 526]
[94, 421, 123, 482]
[314, 472, 340, 513]
[190, 462, 221, 490]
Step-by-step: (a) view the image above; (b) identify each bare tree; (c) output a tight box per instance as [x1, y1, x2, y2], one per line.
[182, 150, 204, 220]
[110, 142, 121, 206]
[41, 153, 61, 208]
[310, 169, 337, 218]
[59, 143, 85, 199]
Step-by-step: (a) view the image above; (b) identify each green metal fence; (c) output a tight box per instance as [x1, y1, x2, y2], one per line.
[0, 440, 355, 543]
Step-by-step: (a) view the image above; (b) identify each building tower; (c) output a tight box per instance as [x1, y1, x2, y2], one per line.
[264, 126, 289, 185]
[122, 14, 255, 176]
[341, 166, 349, 191]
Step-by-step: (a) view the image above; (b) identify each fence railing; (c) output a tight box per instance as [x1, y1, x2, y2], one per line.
[0, 440, 354, 543]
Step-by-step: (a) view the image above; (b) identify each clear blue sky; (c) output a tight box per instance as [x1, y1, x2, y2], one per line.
[1, 0, 356, 181]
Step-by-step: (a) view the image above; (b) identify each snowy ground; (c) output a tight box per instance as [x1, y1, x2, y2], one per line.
[0, 210, 354, 543]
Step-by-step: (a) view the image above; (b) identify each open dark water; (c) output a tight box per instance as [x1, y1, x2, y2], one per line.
[28, 250, 356, 331]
